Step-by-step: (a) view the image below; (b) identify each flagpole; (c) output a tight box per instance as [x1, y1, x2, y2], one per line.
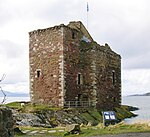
[87, 2, 89, 29]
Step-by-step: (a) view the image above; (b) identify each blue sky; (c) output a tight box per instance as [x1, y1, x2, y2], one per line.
[0, 0, 150, 96]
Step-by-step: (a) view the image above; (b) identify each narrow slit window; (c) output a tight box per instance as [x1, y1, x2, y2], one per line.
[72, 32, 75, 39]
[112, 97, 116, 102]
[78, 74, 81, 85]
[77, 73, 83, 85]
[37, 70, 41, 78]
[112, 71, 115, 85]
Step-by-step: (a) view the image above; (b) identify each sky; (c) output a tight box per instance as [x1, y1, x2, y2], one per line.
[0, 0, 150, 96]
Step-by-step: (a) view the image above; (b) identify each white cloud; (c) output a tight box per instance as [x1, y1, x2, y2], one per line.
[0, 40, 29, 93]
[122, 69, 150, 95]
[0, 40, 24, 58]
[1, 82, 29, 93]
[0, 0, 150, 95]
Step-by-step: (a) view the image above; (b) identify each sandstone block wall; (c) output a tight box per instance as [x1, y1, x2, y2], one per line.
[29, 25, 64, 106]
[63, 26, 80, 101]
[0, 107, 14, 137]
[94, 44, 121, 109]
[29, 21, 121, 110]
[71, 40, 121, 109]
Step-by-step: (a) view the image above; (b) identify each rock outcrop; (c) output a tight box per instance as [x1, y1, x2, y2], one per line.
[0, 107, 14, 137]
[11, 105, 136, 128]
[13, 108, 102, 128]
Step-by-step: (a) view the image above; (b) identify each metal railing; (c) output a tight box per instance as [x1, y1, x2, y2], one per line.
[64, 101, 92, 108]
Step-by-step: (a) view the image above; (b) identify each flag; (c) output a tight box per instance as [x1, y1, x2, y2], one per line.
[87, 2, 89, 12]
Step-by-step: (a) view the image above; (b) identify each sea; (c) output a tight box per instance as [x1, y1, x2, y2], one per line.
[0, 96, 30, 104]
[122, 96, 150, 124]
[0, 96, 150, 124]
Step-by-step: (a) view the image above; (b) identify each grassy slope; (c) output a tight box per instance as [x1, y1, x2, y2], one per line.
[15, 122, 150, 137]
[5, 102, 142, 137]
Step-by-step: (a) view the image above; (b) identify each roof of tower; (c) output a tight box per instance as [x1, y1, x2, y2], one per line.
[67, 21, 93, 42]
[29, 21, 93, 41]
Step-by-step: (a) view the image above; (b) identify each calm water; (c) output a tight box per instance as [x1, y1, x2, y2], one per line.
[0, 96, 30, 104]
[122, 96, 150, 123]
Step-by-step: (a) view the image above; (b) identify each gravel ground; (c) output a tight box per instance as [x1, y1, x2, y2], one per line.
[91, 133, 150, 137]
[20, 133, 150, 137]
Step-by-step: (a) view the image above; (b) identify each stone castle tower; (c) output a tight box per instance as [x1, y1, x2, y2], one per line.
[29, 21, 121, 110]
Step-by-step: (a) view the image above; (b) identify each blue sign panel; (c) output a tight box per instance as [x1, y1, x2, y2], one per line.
[102, 111, 117, 126]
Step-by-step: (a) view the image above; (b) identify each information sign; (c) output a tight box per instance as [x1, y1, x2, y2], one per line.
[102, 111, 117, 126]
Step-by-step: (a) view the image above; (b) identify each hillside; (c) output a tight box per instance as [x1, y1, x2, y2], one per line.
[129, 92, 150, 96]
[0, 91, 29, 97]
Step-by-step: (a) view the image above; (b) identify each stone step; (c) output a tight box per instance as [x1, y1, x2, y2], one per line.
[21, 129, 64, 135]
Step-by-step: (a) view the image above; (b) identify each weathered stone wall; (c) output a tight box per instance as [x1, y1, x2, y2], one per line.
[63, 26, 80, 101]
[0, 107, 14, 137]
[62, 26, 96, 104]
[77, 41, 121, 109]
[78, 41, 97, 106]
[29, 21, 121, 110]
[29, 25, 65, 106]
[94, 44, 121, 110]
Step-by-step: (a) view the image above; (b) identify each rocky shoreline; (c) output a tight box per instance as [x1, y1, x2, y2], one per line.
[12, 108, 102, 128]
[5, 102, 138, 128]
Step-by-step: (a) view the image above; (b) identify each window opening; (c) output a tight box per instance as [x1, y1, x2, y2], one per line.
[78, 73, 81, 85]
[77, 73, 83, 85]
[78, 94, 81, 101]
[112, 71, 115, 85]
[72, 32, 75, 39]
[37, 70, 41, 78]
[113, 97, 116, 102]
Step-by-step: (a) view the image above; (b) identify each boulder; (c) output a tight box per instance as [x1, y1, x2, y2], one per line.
[0, 107, 14, 137]
[65, 124, 80, 134]
[14, 113, 52, 127]
[14, 127, 24, 135]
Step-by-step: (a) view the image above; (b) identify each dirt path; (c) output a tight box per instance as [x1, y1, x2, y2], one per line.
[92, 133, 150, 137]
[29, 133, 150, 137]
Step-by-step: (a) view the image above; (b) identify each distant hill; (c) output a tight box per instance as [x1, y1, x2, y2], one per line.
[0, 91, 29, 97]
[129, 92, 150, 96]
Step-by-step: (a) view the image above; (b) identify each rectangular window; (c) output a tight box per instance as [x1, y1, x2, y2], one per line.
[78, 74, 81, 85]
[77, 73, 83, 85]
[112, 71, 115, 85]
[113, 97, 116, 102]
[36, 69, 41, 78]
[72, 31, 75, 39]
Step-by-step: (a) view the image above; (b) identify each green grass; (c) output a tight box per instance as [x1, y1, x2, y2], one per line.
[15, 126, 65, 137]
[79, 123, 150, 137]
[5, 102, 61, 113]
[15, 123, 150, 137]
[5, 102, 23, 110]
